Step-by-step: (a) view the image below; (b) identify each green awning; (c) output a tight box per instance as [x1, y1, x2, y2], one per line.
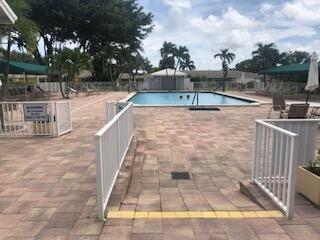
[0, 60, 58, 75]
[260, 63, 320, 75]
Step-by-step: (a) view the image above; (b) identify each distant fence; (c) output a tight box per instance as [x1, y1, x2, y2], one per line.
[95, 102, 134, 221]
[252, 119, 320, 219]
[193, 81, 307, 94]
[0, 101, 72, 137]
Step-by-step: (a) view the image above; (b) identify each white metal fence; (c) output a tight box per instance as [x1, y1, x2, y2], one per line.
[252, 120, 299, 219]
[38, 82, 66, 92]
[0, 101, 72, 137]
[95, 102, 134, 220]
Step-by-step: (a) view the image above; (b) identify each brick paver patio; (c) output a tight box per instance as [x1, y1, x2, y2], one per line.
[0, 92, 320, 239]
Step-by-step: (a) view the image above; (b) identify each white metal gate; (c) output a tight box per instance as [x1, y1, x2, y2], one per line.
[95, 102, 134, 221]
[0, 101, 72, 137]
[252, 119, 320, 219]
[252, 120, 299, 219]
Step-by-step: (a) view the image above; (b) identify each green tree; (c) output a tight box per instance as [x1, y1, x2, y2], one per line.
[173, 45, 189, 80]
[252, 43, 280, 72]
[235, 59, 255, 72]
[0, 0, 38, 101]
[180, 55, 196, 71]
[29, 0, 153, 78]
[280, 51, 310, 65]
[214, 49, 235, 92]
[159, 41, 176, 69]
[53, 48, 91, 98]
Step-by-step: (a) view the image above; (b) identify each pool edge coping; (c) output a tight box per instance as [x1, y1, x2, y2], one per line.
[120, 91, 268, 107]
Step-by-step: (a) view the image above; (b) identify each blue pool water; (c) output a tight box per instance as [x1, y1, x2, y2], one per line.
[129, 92, 254, 106]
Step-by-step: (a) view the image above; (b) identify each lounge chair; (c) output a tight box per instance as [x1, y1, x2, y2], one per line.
[280, 104, 309, 119]
[268, 95, 287, 118]
[81, 85, 94, 96]
[68, 87, 79, 96]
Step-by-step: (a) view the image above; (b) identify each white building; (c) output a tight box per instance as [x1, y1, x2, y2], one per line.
[143, 68, 193, 91]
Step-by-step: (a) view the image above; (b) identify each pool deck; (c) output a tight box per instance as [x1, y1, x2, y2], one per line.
[0, 92, 320, 239]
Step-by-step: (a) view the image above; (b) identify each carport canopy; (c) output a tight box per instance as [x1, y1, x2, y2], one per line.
[0, 60, 58, 75]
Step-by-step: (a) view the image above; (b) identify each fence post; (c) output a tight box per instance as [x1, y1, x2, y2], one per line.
[68, 101, 73, 132]
[54, 102, 60, 137]
[95, 135, 105, 221]
[286, 135, 299, 219]
[117, 118, 121, 168]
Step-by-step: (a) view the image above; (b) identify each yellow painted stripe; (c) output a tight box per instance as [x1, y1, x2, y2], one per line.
[106, 210, 284, 219]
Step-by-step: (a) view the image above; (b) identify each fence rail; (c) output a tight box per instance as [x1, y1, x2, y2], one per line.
[252, 120, 299, 219]
[95, 102, 134, 221]
[0, 101, 72, 137]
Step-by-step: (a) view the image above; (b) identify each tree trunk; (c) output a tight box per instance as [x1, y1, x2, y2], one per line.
[223, 69, 228, 92]
[174, 58, 180, 88]
[33, 47, 45, 65]
[59, 73, 66, 99]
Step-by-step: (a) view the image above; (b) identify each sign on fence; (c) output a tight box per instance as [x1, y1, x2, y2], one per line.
[23, 103, 48, 122]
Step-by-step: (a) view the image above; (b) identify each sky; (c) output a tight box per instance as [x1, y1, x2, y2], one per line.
[137, 0, 320, 70]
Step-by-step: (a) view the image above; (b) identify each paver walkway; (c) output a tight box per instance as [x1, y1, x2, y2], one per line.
[0, 92, 319, 240]
[0, 92, 127, 240]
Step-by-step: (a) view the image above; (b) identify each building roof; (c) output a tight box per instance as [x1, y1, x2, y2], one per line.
[0, 60, 58, 75]
[0, 0, 17, 24]
[186, 70, 259, 79]
[260, 63, 320, 75]
[151, 68, 187, 77]
[118, 73, 150, 80]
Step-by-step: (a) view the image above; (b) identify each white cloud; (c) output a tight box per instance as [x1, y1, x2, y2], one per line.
[140, 0, 320, 70]
[260, 3, 275, 13]
[162, 0, 191, 11]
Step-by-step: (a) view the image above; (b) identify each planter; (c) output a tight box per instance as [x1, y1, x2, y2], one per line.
[296, 166, 320, 206]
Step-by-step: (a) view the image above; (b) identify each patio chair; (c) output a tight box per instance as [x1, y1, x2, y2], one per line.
[68, 87, 79, 96]
[81, 85, 94, 96]
[268, 95, 287, 118]
[280, 104, 309, 119]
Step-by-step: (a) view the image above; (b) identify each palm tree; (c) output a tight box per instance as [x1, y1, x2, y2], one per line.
[0, 0, 38, 101]
[53, 48, 91, 98]
[252, 43, 280, 71]
[252, 43, 280, 86]
[180, 55, 196, 71]
[214, 49, 235, 92]
[159, 41, 176, 77]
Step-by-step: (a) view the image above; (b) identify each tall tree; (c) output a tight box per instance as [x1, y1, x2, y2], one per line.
[280, 51, 310, 65]
[235, 59, 254, 72]
[29, 0, 153, 77]
[180, 55, 196, 71]
[0, 0, 38, 101]
[214, 49, 235, 92]
[252, 43, 280, 72]
[53, 47, 91, 98]
[159, 41, 176, 70]
[173, 45, 189, 79]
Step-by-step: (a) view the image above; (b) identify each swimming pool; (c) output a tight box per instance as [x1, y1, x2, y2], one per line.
[129, 92, 255, 106]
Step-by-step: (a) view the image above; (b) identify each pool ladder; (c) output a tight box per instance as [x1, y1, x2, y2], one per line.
[192, 92, 199, 106]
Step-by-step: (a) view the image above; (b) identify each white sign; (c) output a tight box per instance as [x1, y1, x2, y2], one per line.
[23, 103, 48, 122]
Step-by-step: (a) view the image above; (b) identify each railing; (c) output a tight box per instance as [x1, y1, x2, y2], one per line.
[252, 120, 299, 219]
[0, 101, 72, 137]
[55, 101, 72, 136]
[95, 102, 134, 221]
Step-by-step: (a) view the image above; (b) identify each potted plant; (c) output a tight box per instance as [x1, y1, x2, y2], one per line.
[296, 150, 320, 206]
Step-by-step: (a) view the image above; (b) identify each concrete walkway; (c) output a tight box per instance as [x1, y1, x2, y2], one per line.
[0, 92, 319, 240]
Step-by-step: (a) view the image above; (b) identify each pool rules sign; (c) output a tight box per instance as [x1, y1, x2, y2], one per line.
[23, 103, 48, 122]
